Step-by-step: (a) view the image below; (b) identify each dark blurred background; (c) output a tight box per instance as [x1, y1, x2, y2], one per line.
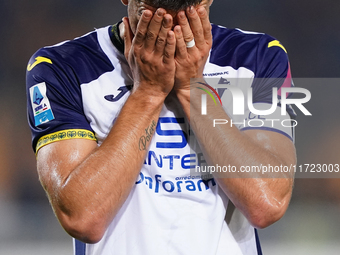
[0, 0, 339, 254]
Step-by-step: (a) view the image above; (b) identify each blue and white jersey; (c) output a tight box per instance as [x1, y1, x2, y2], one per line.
[26, 24, 294, 255]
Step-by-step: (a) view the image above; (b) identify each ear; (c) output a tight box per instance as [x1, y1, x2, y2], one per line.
[121, 0, 128, 6]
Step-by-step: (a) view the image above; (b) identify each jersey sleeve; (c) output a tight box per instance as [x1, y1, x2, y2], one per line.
[242, 34, 296, 141]
[252, 34, 296, 117]
[26, 48, 96, 153]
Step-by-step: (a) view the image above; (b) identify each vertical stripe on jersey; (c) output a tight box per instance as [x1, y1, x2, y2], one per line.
[75, 239, 86, 255]
[255, 229, 263, 255]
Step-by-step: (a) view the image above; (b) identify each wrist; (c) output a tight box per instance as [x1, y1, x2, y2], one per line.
[131, 85, 167, 107]
[175, 88, 190, 103]
[175, 77, 213, 100]
[134, 79, 173, 97]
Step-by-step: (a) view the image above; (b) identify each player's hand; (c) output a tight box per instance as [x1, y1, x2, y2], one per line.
[123, 9, 176, 97]
[174, 6, 212, 91]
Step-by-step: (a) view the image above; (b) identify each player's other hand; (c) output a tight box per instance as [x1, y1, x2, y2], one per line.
[123, 10, 176, 98]
[174, 6, 212, 91]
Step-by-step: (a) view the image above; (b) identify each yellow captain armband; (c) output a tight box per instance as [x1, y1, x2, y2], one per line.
[36, 129, 97, 153]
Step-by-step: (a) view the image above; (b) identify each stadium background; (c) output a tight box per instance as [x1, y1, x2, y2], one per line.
[0, 0, 339, 254]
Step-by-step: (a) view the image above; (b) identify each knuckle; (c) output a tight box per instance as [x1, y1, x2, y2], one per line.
[204, 25, 212, 35]
[177, 16, 187, 25]
[156, 36, 166, 45]
[184, 34, 194, 41]
[175, 33, 183, 41]
[194, 28, 203, 36]
[167, 40, 175, 47]
[135, 30, 145, 40]
[146, 31, 157, 41]
[191, 15, 200, 22]
[178, 48, 187, 56]
[140, 54, 149, 64]
[163, 52, 170, 60]
[153, 17, 163, 25]
[163, 50, 172, 59]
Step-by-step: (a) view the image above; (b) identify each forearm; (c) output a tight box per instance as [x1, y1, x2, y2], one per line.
[176, 86, 295, 228]
[40, 89, 165, 242]
[177, 87, 289, 168]
[49, 9, 177, 242]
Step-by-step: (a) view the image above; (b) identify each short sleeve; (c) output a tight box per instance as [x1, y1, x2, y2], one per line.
[252, 34, 296, 118]
[240, 35, 296, 141]
[26, 48, 96, 153]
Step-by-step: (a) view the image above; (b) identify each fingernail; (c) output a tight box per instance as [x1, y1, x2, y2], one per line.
[144, 11, 152, 18]
[157, 9, 164, 17]
[178, 11, 186, 19]
[164, 16, 170, 25]
[189, 6, 195, 14]
[174, 26, 181, 34]
[198, 7, 205, 15]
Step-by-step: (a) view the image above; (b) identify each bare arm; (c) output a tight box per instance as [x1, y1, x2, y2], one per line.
[174, 6, 295, 228]
[37, 9, 176, 243]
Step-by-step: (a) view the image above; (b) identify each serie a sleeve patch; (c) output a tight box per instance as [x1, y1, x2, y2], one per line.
[29, 82, 55, 126]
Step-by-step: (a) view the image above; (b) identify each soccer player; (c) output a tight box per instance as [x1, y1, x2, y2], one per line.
[26, 0, 296, 254]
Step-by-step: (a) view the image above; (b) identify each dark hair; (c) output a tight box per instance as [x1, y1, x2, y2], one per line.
[143, 0, 203, 12]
